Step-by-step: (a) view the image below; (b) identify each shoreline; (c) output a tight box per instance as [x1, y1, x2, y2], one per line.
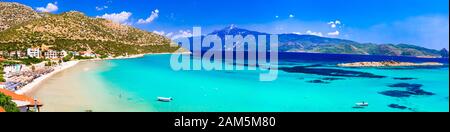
[90, 51, 191, 61]
[17, 52, 191, 95]
[15, 61, 80, 95]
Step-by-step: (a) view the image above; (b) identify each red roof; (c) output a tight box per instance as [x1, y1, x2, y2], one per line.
[0, 89, 42, 106]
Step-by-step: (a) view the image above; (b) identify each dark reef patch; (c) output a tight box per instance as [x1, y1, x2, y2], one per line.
[406, 87, 435, 96]
[393, 77, 417, 80]
[322, 77, 345, 81]
[380, 83, 435, 97]
[307, 80, 330, 84]
[388, 83, 434, 95]
[379, 90, 412, 97]
[279, 66, 386, 78]
[388, 104, 408, 110]
[388, 83, 423, 89]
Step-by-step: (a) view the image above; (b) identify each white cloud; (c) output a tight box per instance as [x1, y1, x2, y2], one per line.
[166, 32, 174, 37]
[96, 6, 108, 11]
[152, 30, 165, 35]
[327, 31, 340, 36]
[137, 9, 159, 24]
[292, 30, 324, 37]
[36, 2, 58, 13]
[96, 11, 132, 24]
[328, 20, 342, 28]
[306, 30, 323, 37]
[330, 23, 337, 28]
[171, 30, 193, 40]
[275, 15, 279, 18]
[289, 14, 295, 18]
[153, 31, 174, 38]
[335, 20, 341, 25]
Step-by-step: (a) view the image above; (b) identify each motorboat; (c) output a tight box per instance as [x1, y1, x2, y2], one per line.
[157, 97, 173, 102]
[352, 101, 369, 109]
[355, 102, 369, 107]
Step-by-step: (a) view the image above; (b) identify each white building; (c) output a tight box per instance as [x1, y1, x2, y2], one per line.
[27, 48, 41, 58]
[81, 51, 96, 58]
[43, 50, 69, 59]
[44, 50, 61, 59]
[9, 51, 26, 58]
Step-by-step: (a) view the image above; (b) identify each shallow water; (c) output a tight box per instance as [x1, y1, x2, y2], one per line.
[29, 61, 154, 112]
[32, 53, 449, 112]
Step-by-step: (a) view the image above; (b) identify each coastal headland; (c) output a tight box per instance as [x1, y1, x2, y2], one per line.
[337, 61, 444, 67]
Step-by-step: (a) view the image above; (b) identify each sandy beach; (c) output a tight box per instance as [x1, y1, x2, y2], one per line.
[22, 52, 188, 111]
[27, 60, 154, 112]
[15, 61, 80, 95]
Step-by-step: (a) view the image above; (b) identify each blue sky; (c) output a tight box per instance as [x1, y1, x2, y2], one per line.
[3, 0, 449, 49]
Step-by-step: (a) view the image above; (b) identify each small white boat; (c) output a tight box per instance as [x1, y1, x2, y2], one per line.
[157, 97, 173, 102]
[355, 102, 369, 106]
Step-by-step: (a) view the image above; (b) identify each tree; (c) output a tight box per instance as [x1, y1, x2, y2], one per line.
[45, 61, 52, 66]
[100, 54, 108, 59]
[63, 53, 73, 62]
[0, 93, 20, 112]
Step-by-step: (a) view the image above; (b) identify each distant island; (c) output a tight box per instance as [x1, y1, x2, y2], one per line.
[337, 61, 444, 67]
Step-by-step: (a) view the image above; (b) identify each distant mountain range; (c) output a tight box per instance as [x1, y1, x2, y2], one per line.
[187, 25, 448, 58]
[0, 2, 178, 57]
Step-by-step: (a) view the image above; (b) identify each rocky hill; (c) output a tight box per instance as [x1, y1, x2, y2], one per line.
[0, 2, 42, 32]
[0, 2, 178, 56]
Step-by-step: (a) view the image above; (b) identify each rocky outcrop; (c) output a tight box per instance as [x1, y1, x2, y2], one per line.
[337, 61, 444, 67]
[0, 2, 42, 32]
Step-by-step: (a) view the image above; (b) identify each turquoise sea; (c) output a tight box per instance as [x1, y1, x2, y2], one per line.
[81, 53, 449, 112]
